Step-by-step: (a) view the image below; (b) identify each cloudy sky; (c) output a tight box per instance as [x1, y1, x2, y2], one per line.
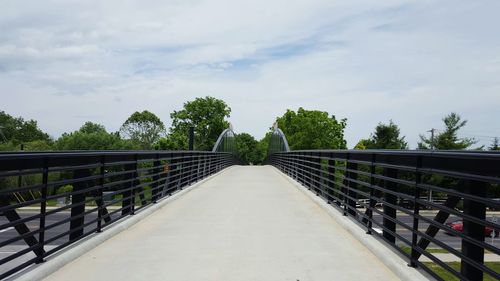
[1, 0, 499, 148]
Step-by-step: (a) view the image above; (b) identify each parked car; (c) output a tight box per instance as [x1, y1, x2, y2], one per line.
[445, 219, 498, 237]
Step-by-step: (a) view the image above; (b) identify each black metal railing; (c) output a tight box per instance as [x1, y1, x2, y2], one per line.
[269, 150, 500, 281]
[0, 151, 235, 279]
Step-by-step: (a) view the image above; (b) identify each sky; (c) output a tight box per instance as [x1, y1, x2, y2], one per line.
[1, 0, 500, 148]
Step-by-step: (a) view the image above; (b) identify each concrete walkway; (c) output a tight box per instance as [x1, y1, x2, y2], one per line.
[43, 166, 400, 281]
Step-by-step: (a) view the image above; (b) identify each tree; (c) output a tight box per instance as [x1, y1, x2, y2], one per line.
[235, 133, 264, 165]
[79, 122, 107, 134]
[169, 96, 231, 151]
[120, 111, 166, 149]
[57, 122, 139, 150]
[275, 108, 347, 150]
[418, 113, 476, 150]
[364, 120, 408, 149]
[354, 139, 369, 150]
[490, 138, 499, 151]
[154, 133, 188, 150]
[0, 111, 51, 144]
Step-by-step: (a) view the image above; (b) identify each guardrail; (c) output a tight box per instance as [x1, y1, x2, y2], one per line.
[0, 151, 235, 279]
[269, 150, 500, 281]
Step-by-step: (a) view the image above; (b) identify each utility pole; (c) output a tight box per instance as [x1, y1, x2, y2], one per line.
[427, 128, 436, 150]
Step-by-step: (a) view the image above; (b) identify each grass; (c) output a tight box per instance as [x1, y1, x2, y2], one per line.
[400, 246, 452, 255]
[401, 245, 496, 255]
[423, 262, 500, 281]
[400, 246, 499, 280]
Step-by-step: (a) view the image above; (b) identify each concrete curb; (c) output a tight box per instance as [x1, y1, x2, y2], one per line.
[10, 166, 235, 281]
[272, 167, 430, 281]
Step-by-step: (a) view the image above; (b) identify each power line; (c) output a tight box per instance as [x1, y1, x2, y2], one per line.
[458, 133, 499, 139]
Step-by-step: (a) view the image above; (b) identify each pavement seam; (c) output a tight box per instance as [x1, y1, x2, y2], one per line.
[271, 166, 431, 281]
[8, 166, 235, 281]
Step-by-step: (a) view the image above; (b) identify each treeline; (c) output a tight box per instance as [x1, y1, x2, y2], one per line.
[355, 112, 499, 151]
[0, 97, 350, 165]
[1, 97, 498, 166]
[0, 96, 232, 152]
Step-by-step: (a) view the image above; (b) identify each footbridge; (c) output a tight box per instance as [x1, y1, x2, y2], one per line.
[0, 128, 499, 281]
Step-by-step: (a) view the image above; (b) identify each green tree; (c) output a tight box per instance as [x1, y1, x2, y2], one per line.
[79, 122, 107, 134]
[0, 111, 51, 144]
[23, 140, 54, 151]
[275, 108, 347, 150]
[354, 139, 369, 150]
[120, 111, 166, 149]
[418, 113, 476, 150]
[490, 137, 499, 150]
[154, 133, 189, 150]
[364, 121, 408, 149]
[235, 133, 264, 165]
[169, 96, 231, 151]
[57, 122, 138, 150]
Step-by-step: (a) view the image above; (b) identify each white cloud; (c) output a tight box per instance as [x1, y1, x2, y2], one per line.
[1, 0, 499, 148]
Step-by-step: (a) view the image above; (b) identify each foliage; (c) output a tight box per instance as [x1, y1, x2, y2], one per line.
[364, 120, 408, 149]
[79, 122, 107, 134]
[0, 141, 18, 151]
[169, 96, 231, 151]
[418, 113, 476, 150]
[0, 111, 51, 145]
[490, 137, 499, 150]
[57, 185, 73, 194]
[275, 108, 347, 150]
[120, 111, 166, 149]
[56, 122, 139, 150]
[354, 139, 368, 150]
[154, 133, 189, 150]
[235, 133, 265, 165]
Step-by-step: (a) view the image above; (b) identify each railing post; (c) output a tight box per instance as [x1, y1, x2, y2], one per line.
[306, 153, 313, 190]
[461, 179, 487, 280]
[342, 154, 349, 216]
[346, 160, 358, 217]
[314, 154, 322, 196]
[97, 156, 104, 232]
[37, 157, 48, 263]
[409, 156, 422, 267]
[169, 154, 178, 194]
[203, 154, 208, 178]
[293, 154, 298, 180]
[382, 168, 398, 244]
[152, 154, 160, 203]
[327, 155, 336, 204]
[366, 154, 375, 235]
[298, 154, 304, 186]
[197, 153, 202, 182]
[162, 154, 172, 197]
[70, 168, 91, 241]
[121, 160, 136, 216]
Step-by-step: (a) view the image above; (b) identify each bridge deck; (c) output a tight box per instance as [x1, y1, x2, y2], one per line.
[43, 166, 399, 281]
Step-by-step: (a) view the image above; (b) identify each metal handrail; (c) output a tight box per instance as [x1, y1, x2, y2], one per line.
[269, 150, 500, 281]
[0, 151, 237, 279]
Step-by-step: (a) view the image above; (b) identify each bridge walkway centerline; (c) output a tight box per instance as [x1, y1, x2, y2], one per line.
[42, 166, 399, 281]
